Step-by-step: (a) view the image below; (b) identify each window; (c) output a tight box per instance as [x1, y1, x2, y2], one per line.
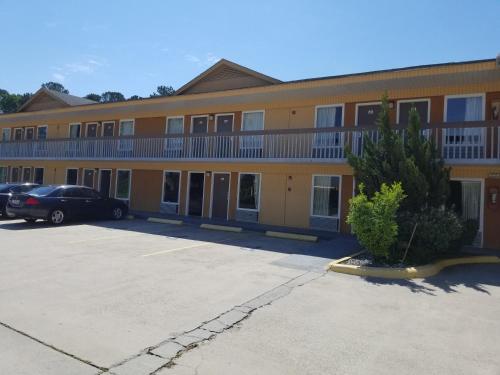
[66, 168, 78, 185]
[37, 126, 48, 140]
[14, 128, 23, 141]
[102, 121, 115, 137]
[34, 168, 44, 184]
[2, 128, 11, 142]
[22, 167, 32, 182]
[397, 100, 430, 125]
[162, 171, 180, 204]
[445, 95, 484, 122]
[238, 173, 260, 210]
[115, 170, 131, 199]
[0, 167, 7, 183]
[69, 124, 81, 138]
[241, 111, 264, 152]
[311, 175, 340, 217]
[315, 105, 343, 128]
[119, 120, 134, 151]
[165, 117, 184, 155]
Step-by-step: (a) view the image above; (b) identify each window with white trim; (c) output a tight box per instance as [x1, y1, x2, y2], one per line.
[241, 111, 264, 150]
[116, 170, 131, 199]
[314, 105, 344, 155]
[162, 171, 180, 204]
[118, 120, 134, 151]
[238, 173, 260, 210]
[311, 176, 340, 217]
[37, 126, 48, 140]
[1, 128, 11, 142]
[165, 117, 184, 154]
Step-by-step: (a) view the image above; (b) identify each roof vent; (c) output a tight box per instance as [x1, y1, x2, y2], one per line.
[497, 53, 500, 67]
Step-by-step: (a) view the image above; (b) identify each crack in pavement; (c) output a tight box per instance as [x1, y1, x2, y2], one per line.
[0, 321, 108, 373]
[104, 270, 325, 375]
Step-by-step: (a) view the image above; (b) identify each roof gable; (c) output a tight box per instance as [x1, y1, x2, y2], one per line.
[175, 59, 281, 95]
[17, 88, 97, 113]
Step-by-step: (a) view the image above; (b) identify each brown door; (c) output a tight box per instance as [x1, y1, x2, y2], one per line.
[83, 169, 95, 188]
[212, 173, 230, 219]
[87, 123, 98, 137]
[188, 172, 205, 216]
[25, 128, 35, 140]
[216, 115, 233, 157]
[103, 122, 114, 137]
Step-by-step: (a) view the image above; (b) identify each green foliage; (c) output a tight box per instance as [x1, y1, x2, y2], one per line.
[128, 95, 143, 100]
[347, 182, 406, 261]
[150, 85, 175, 97]
[397, 209, 464, 264]
[100, 91, 126, 103]
[347, 94, 450, 212]
[42, 82, 69, 94]
[0, 90, 32, 113]
[461, 219, 479, 246]
[85, 93, 101, 102]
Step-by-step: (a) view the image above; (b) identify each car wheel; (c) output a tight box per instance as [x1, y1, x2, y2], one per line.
[111, 207, 124, 220]
[49, 209, 65, 225]
[24, 218, 37, 223]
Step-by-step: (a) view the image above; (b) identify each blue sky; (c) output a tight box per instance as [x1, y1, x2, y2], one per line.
[0, 0, 498, 98]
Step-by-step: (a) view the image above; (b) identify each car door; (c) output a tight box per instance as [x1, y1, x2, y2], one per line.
[59, 187, 89, 218]
[79, 187, 108, 218]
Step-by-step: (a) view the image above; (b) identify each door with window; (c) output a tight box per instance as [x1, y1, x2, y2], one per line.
[188, 172, 205, 216]
[215, 114, 233, 158]
[444, 95, 484, 159]
[448, 180, 482, 246]
[14, 128, 23, 141]
[191, 116, 208, 158]
[211, 173, 230, 219]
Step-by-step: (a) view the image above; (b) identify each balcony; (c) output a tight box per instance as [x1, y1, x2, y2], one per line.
[0, 121, 498, 164]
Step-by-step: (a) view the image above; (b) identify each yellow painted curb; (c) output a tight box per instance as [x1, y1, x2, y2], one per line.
[329, 254, 500, 279]
[200, 223, 243, 232]
[147, 217, 183, 225]
[265, 231, 318, 242]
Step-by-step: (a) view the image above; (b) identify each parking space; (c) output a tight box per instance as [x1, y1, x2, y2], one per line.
[0, 218, 356, 374]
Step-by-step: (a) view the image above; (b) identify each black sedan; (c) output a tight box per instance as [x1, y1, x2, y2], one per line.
[0, 183, 39, 217]
[6, 185, 129, 225]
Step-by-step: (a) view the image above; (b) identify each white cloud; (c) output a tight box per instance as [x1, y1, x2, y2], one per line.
[51, 56, 107, 81]
[184, 52, 220, 67]
[52, 73, 65, 82]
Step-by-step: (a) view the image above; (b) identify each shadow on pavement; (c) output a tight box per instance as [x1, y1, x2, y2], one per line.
[363, 263, 500, 295]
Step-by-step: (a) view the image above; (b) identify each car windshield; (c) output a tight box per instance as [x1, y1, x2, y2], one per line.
[0, 184, 13, 193]
[28, 186, 58, 197]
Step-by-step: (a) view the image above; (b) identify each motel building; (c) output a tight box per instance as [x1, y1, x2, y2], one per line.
[0, 58, 500, 249]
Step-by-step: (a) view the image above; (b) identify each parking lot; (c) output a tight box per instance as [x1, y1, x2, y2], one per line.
[1, 218, 499, 375]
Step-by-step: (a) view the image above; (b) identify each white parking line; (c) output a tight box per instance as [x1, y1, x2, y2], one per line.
[142, 242, 210, 257]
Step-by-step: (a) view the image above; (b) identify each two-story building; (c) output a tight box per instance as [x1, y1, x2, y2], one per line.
[1, 58, 499, 248]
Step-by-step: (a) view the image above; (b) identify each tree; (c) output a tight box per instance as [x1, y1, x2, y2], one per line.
[150, 85, 175, 97]
[0, 90, 32, 113]
[128, 95, 143, 100]
[85, 93, 101, 102]
[100, 91, 125, 103]
[42, 82, 69, 94]
[347, 93, 448, 212]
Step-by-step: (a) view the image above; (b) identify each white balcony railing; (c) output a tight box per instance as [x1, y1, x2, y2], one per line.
[0, 122, 498, 164]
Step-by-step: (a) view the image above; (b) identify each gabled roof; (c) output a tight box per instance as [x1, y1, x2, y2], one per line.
[17, 87, 97, 112]
[175, 59, 281, 95]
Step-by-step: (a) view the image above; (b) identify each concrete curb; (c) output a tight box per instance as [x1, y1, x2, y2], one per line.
[329, 254, 500, 279]
[265, 231, 318, 242]
[200, 223, 242, 232]
[147, 217, 183, 225]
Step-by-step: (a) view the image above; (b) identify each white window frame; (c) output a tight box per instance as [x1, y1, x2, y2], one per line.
[236, 172, 262, 212]
[443, 93, 486, 122]
[240, 110, 265, 132]
[65, 167, 79, 185]
[119, 119, 135, 136]
[118, 119, 135, 151]
[209, 171, 231, 219]
[314, 104, 345, 128]
[115, 169, 132, 200]
[13, 127, 23, 141]
[310, 174, 342, 219]
[166, 116, 184, 134]
[396, 98, 431, 124]
[83, 168, 95, 188]
[161, 170, 182, 205]
[33, 167, 45, 184]
[101, 121, 115, 137]
[36, 125, 48, 139]
[240, 110, 265, 151]
[354, 102, 382, 126]
[68, 123, 82, 138]
[85, 122, 99, 137]
[2, 128, 11, 142]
